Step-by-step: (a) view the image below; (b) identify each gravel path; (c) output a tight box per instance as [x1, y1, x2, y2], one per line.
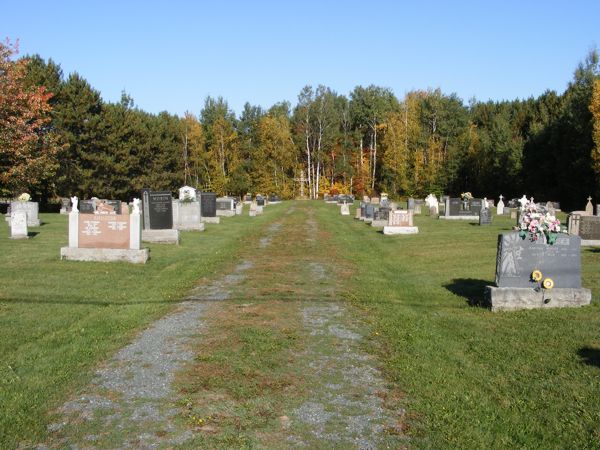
[40, 260, 254, 449]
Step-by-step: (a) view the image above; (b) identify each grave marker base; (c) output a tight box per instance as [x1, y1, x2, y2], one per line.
[485, 286, 591, 312]
[216, 210, 235, 217]
[383, 226, 419, 235]
[60, 247, 149, 264]
[201, 216, 221, 224]
[142, 229, 180, 244]
[370, 219, 388, 228]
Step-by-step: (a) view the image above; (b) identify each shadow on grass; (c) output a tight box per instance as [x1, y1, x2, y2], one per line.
[578, 347, 600, 368]
[27, 231, 39, 238]
[585, 248, 600, 253]
[444, 278, 492, 307]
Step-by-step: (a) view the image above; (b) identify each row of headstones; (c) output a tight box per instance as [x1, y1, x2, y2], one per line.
[349, 198, 419, 235]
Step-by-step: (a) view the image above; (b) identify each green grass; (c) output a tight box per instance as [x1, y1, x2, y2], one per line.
[316, 202, 600, 449]
[0, 209, 279, 448]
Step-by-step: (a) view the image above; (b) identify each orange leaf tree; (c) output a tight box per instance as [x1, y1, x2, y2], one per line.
[0, 39, 59, 197]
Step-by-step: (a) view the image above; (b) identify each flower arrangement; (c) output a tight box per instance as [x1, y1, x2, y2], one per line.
[18, 192, 30, 202]
[461, 192, 473, 200]
[518, 201, 565, 244]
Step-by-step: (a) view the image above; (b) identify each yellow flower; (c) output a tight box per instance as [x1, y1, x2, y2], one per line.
[531, 270, 543, 282]
[543, 278, 554, 289]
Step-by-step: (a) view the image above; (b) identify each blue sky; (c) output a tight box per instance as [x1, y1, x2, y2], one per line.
[3, 0, 599, 117]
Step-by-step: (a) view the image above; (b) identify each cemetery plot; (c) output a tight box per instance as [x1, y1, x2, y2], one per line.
[141, 189, 179, 244]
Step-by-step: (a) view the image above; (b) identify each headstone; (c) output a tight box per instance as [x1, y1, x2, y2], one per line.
[414, 204, 422, 215]
[443, 197, 481, 220]
[495, 233, 581, 288]
[268, 195, 282, 203]
[518, 195, 528, 210]
[79, 200, 95, 214]
[407, 198, 415, 210]
[479, 208, 492, 225]
[359, 202, 366, 220]
[10, 210, 28, 239]
[484, 232, 591, 311]
[179, 186, 197, 201]
[545, 201, 556, 215]
[340, 203, 350, 216]
[200, 192, 217, 217]
[256, 195, 266, 207]
[510, 210, 518, 220]
[363, 196, 370, 203]
[597, 204, 600, 217]
[383, 210, 419, 235]
[354, 206, 362, 220]
[569, 213, 600, 246]
[140, 190, 178, 244]
[249, 201, 258, 217]
[365, 204, 375, 222]
[236, 202, 243, 215]
[172, 200, 204, 231]
[371, 197, 380, 205]
[60, 198, 71, 214]
[244, 193, 253, 204]
[216, 197, 236, 217]
[497, 195, 505, 215]
[483, 197, 489, 209]
[60, 196, 148, 263]
[585, 196, 594, 216]
[9, 201, 40, 226]
[141, 189, 173, 230]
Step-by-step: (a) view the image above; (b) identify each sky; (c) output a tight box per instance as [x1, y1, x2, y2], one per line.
[3, 0, 600, 117]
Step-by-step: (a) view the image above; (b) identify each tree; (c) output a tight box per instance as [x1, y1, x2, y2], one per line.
[0, 40, 60, 198]
[591, 79, 600, 185]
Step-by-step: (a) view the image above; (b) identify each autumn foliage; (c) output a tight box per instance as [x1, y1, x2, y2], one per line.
[0, 39, 59, 197]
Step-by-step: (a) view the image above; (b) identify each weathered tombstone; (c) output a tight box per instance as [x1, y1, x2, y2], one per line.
[249, 201, 258, 217]
[268, 195, 282, 204]
[216, 197, 236, 217]
[256, 195, 266, 207]
[79, 199, 96, 214]
[60, 197, 148, 263]
[236, 202, 243, 215]
[10, 210, 28, 239]
[497, 195, 505, 215]
[485, 232, 591, 311]
[200, 192, 220, 224]
[172, 197, 204, 231]
[407, 198, 415, 210]
[340, 203, 350, 216]
[479, 208, 492, 225]
[359, 202, 366, 220]
[585, 196, 594, 216]
[383, 210, 419, 235]
[140, 189, 179, 244]
[510, 210, 518, 220]
[545, 201, 556, 215]
[414, 204, 422, 215]
[354, 206, 362, 220]
[568, 213, 600, 246]
[244, 193, 253, 204]
[9, 200, 41, 226]
[60, 198, 71, 215]
[371, 197, 380, 205]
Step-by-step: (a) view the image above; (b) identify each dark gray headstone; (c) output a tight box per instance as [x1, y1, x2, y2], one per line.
[365, 204, 375, 219]
[200, 192, 217, 217]
[244, 194, 252, 202]
[141, 189, 173, 230]
[268, 195, 281, 202]
[470, 199, 483, 215]
[408, 198, 415, 210]
[360, 202, 366, 217]
[479, 208, 492, 225]
[256, 195, 265, 206]
[79, 200, 95, 214]
[216, 198, 234, 210]
[375, 207, 390, 221]
[495, 232, 582, 288]
[449, 198, 462, 215]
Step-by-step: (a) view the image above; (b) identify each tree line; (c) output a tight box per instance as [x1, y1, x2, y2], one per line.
[2, 39, 599, 210]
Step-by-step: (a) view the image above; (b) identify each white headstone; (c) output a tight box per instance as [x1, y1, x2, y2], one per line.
[10, 210, 28, 239]
[518, 195, 528, 211]
[483, 197, 489, 209]
[340, 203, 350, 215]
[497, 195, 505, 215]
[71, 196, 79, 213]
[585, 196, 593, 216]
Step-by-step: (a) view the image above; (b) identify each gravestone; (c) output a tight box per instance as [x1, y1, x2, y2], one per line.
[236, 202, 243, 215]
[60, 198, 71, 214]
[545, 201, 556, 215]
[60, 196, 148, 263]
[340, 203, 350, 216]
[10, 201, 40, 226]
[216, 197, 236, 217]
[268, 195, 282, 203]
[371, 207, 390, 227]
[414, 204, 422, 215]
[244, 194, 253, 204]
[249, 202, 258, 217]
[569, 213, 600, 246]
[172, 200, 204, 231]
[442, 197, 481, 220]
[359, 202, 366, 220]
[363, 196, 370, 203]
[479, 208, 492, 225]
[256, 195, 266, 206]
[510, 210, 518, 220]
[79, 200, 96, 214]
[485, 232, 591, 311]
[140, 189, 178, 244]
[585, 197, 594, 216]
[10, 210, 28, 239]
[364, 204, 375, 223]
[497, 195, 505, 215]
[371, 197, 380, 205]
[141, 190, 173, 230]
[383, 210, 418, 235]
[354, 206, 362, 220]
[200, 192, 219, 224]
[407, 198, 415, 210]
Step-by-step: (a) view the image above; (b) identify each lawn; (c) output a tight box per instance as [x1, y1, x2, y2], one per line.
[1, 202, 599, 449]
[0, 209, 277, 448]
[316, 202, 600, 449]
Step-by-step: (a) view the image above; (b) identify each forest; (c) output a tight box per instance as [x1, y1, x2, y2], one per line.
[2, 40, 600, 210]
